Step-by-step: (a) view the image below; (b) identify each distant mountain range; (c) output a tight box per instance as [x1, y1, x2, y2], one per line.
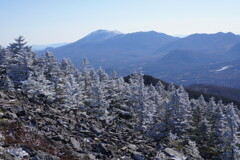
[31, 43, 68, 51]
[38, 30, 240, 88]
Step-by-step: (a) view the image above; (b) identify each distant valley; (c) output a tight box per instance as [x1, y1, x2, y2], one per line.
[39, 30, 240, 88]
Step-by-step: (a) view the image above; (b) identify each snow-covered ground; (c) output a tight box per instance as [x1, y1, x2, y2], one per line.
[216, 65, 233, 72]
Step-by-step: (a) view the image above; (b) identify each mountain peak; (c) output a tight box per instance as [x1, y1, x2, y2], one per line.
[91, 29, 122, 35]
[80, 29, 122, 43]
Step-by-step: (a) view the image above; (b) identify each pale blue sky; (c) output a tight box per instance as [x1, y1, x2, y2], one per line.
[1, 0, 240, 46]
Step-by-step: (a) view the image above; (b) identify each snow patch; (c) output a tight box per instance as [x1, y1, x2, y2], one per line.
[6, 147, 29, 158]
[216, 65, 233, 72]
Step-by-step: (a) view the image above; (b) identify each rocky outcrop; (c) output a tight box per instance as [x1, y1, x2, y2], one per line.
[0, 90, 203, 160]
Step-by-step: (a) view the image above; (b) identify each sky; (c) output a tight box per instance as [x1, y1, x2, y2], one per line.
[1, 0, 240, 46]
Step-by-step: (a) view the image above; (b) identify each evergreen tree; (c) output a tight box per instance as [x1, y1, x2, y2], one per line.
[2, 75, 15, 92]
[164, 86, 192, 137]
[81, 58, 91, 91]
[87, 77, 109, 120]
[89, 67, 98, 85]
[109, 77, 132, 112]
[129, 73, 149, 130]
[212, 103, 227, 159]
[41, 51, 60, 82]
[155, 81, 167, 100]
[145, 85, 158, 126]
[60, 58, 76, 76]
[167, 83, 176, 92]
[97, 67, 109, 83]
[0, 47, 10, 87]
[197, 117, 212, 157]
[7, 36, 31, 54]
[222, 104, 240, 160]
[5, 37, 37, 88]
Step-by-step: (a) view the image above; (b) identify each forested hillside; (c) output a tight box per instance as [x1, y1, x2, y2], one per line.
[188, 84, 240, 103]
[125, 75, 240, 107]
[0, 37, 240, 159]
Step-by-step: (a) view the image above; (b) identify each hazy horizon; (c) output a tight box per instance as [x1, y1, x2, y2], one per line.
[1, 0, 240, 46]
[29, 30, 240, 46]
[3, 30, 240, 47]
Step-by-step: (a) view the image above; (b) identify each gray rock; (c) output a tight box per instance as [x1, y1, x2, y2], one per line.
[6, 111, 18, 119]
[128, 144, 138, 151]
[0, 152, 14, 160]
[45, 117, 56, 125]
[21, 145, 37, 157]
[51, 134, 65, 142]
[31, 151, 60, 160]
[132, 154, 145, 160]
[88, 153, 96, 160]
[70, 137, 81, 150]
[91, 126, 103, 135]
[77, 153, 97, 160]
[95, 143, 112, 156]
[164, 148, 187, 160]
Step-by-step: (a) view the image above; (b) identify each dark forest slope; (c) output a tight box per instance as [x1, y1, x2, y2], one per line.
[125, 75, 240, 107]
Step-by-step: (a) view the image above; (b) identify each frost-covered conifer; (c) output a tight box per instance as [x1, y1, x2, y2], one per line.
[2, 75, 15, 92]
[0, 48, 10, 88]
[212, 103, 227, 159]
[0, 47, 9, 75]
[155, 81, 167, 101]
[144, 85, 158, 126]
[87, 77, 109, 120]
[191, 95, 207, 136]
[89, 67, 98, 85]
[7, 36, 31, 53]
[222, 104, 240, 160]
[164, 86, 192, 137]
[110, 77, 131, 111]
[5, 37, 37, 88]
[167, 83, 176, 92]
[97, 67, 109, 83]
[60, 58, 76, 76]
[110, 71, 118, 80]
[42, 52, 60, 83]
[129, 73, 149, 129]
[80, 58, 91, 91]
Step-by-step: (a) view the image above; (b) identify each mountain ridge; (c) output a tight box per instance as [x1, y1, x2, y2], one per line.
[40, 30, 178, 73]
[38, 30, 240, 88]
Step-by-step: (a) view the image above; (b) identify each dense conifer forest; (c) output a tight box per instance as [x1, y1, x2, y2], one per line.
[0, 37, 240, 159]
